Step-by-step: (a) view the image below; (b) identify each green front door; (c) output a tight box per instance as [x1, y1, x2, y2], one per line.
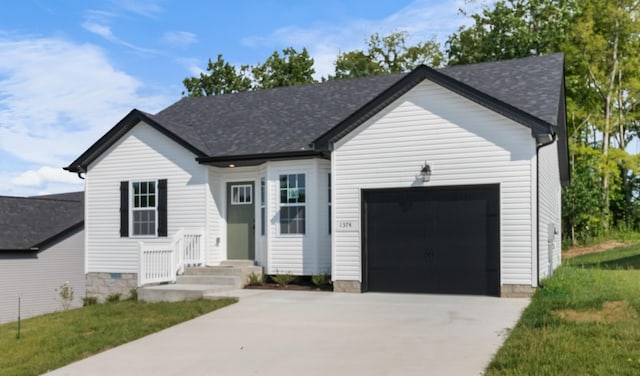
[227, 182, 255, 260]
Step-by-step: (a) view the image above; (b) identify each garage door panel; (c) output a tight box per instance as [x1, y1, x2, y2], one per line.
[363, 185, 499, 296]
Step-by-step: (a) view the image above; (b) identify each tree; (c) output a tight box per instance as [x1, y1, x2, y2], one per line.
[183, 48, 316, 96]
[446, 0, 574, 65]
[252, 47, 316, 89]
[182, 54, 251, 96]
[563, 0, 640, 228]
[331, 31, 444, 79]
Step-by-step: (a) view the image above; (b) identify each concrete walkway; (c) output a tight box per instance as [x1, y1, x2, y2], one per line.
[47, 291, 529, 376]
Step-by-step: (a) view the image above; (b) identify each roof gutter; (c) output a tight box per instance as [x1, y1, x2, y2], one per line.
[196, 150, 327, 166]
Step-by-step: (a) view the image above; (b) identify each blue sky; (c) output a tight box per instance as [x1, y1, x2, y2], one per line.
[0, 0, 475, 196]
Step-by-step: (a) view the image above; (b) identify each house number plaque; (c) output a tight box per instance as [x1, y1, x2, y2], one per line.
[336, 220, 359, 232]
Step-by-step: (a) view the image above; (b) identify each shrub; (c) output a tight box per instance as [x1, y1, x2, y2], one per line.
[128, 288, 138, 301]
[311, 274, 331, 287]
[270, 273, 296, 285]
[105, 293, 121, 303]
[56, 282, 74, 311]
[82, 296, 98, 306]
[246, 272, 264, 286]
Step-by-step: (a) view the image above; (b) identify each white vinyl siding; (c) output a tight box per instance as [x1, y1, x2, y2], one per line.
[0, 230, 85, 324]
[266, 160, 331, 275]
[85, 122, 208, 273]
[332, 80, 536, 286]
[538, 139, 562, 278]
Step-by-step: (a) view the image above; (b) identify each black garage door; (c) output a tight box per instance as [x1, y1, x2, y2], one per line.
[363, 185, 499, 296]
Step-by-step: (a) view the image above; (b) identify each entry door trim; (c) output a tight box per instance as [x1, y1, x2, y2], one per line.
[226, 181, 256, 260]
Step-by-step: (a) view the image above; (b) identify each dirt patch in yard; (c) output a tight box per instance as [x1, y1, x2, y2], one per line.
[564, 240, 628, 258]
[553, 301, 638, 323]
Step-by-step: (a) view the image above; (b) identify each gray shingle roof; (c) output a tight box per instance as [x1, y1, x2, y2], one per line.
[66, 53, 566, 173]
[151, 54, 563, 158]
[0, 192, 84, 251]
[439, 53, 564, 125]
[151, 74, 403, 157]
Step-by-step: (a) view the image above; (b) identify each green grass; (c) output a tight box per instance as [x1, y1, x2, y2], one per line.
[566, 242, 640, 269]
[486, 244, 640, 375]
[0, 298, 236, 376]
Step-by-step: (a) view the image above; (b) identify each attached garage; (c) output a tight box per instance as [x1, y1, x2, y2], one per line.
[363, 185, 500, 296]
[327, 54, 568, 297]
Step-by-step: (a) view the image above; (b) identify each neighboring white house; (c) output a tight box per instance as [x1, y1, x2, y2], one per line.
[65, 54, 569, 297]
[0, 192, 85, 324]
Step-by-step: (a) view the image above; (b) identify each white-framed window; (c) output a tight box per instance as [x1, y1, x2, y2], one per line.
[131, 181, 157, 236]
[260, 177, 266, 236]
[231, 184, 252, 205]
[279, 173, 306, 235]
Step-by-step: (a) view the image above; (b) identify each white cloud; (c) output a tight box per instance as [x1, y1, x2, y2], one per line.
[12, 166, 82, 188]
[241, 0, 474, 79]
[82, 21, 116, 41]
[162, 31, 197, 48]
[112, 0, 164, 19]
[0, 35, 170, 195]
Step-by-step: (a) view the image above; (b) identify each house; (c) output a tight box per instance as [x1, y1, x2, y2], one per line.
[0, 192, 84, 324]
[65, 53, 568, 298]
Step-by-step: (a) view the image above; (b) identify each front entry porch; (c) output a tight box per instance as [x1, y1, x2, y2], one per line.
[136, 229, 262, 302]
[138, 260, 262, 302]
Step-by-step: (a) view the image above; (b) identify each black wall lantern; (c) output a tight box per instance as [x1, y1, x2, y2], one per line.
[419, 162, 431, 183]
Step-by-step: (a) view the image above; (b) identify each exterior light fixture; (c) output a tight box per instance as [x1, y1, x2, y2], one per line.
[419, 162, 431, 183]
[229, 164, 235, 168]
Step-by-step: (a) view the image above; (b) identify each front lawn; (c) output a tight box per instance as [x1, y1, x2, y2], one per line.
[0, 298, 236, 376]
[565, 242, 640, 269]
[486, 244, 640, 375]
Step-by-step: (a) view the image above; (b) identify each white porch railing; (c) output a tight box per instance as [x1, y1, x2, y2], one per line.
[138, 229, 205, 287]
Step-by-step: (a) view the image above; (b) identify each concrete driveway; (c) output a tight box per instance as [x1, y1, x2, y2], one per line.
[47, 290, 529, 376]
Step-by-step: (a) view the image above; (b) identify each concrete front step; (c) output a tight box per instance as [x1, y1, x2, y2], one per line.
[176, 274, 243, 288]
[220, 260, 256, 267]
[183, 265, 262, 276]
[138, 284, 236, 303]
[138, 260, 263, 302]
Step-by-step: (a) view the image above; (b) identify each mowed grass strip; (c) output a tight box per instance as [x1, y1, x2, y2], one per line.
[486, 244, 640, 375]
[0, 298, 236, 376]
[566, 242, 640, 269]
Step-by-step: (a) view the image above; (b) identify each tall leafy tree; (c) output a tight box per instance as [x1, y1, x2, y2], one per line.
[331, 31, 444, 79]
[446, 0, 575, 65]
[182, 54, 252, 96]
[183, 48, 316, 96]
[563, 0, 640, 227]
[252, 47, 316, 89]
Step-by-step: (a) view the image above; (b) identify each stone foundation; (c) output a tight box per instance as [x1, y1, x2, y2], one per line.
[333, 280, 362, 293]
[501, 284, 536, 298]
[86, 272, 138, 302]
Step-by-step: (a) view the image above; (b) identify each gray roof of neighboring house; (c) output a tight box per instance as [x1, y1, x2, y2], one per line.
[0, 191, 84, 251]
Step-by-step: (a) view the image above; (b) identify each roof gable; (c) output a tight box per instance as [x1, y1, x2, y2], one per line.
[314, 57, 561, 148]
[65, 54, 565, 172]
[0, 192, 84, 251]
[65, 109, 208, 173]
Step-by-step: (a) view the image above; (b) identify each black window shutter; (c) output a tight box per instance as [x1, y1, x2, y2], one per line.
[120, 181, 129, 237]
[158, 179, 168, 237]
